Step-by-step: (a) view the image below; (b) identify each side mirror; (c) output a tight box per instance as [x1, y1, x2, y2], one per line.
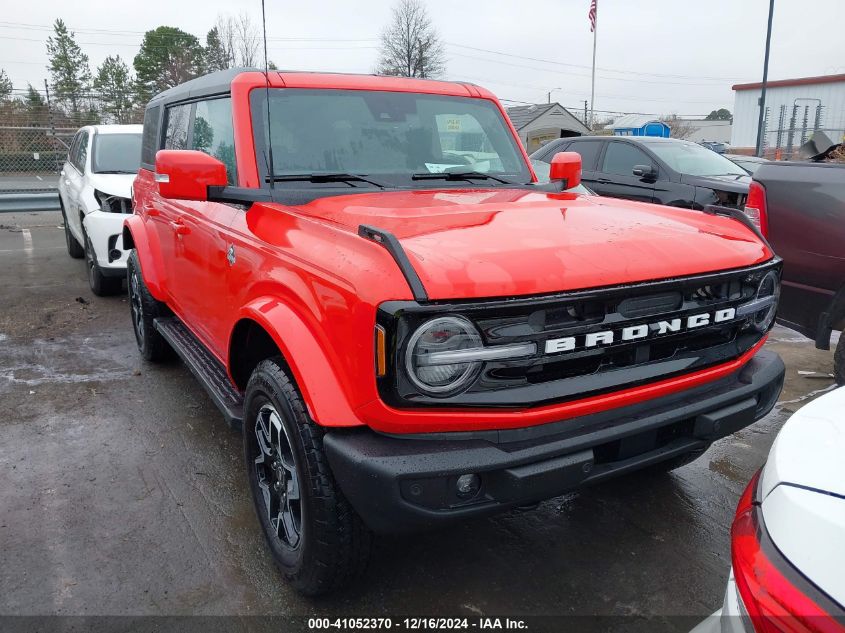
[549, 151, 582, 190]
[632, 164, 656, 179]
[154, 150, 228, 201]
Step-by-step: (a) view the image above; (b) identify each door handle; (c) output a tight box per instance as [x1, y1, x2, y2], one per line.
[169, 220, 190, 236]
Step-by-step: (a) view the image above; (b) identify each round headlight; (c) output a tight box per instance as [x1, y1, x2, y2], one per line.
[405, 316, 483, 396]
[753, 270, 780, 331]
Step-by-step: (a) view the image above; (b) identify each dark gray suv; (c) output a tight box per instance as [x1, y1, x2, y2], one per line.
[531, 136, 750, 209]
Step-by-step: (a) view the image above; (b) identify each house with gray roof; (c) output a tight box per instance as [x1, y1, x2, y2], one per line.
[506, 103, 590, 153]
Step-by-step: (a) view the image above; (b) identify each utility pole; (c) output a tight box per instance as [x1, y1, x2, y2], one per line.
[755, 0, 775, 157]
[584, 100, 588, 127]
[589, 0, 598, 130]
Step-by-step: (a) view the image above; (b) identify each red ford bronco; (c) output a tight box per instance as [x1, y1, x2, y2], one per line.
[125, 69, 784, 595]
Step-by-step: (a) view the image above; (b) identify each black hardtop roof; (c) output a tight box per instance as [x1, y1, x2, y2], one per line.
[147, 67, 260, 107]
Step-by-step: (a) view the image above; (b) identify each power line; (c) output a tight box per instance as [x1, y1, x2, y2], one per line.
[444, 42, 752, 83]
[448, 51, 741, 88]
[0, 21, 377, 42]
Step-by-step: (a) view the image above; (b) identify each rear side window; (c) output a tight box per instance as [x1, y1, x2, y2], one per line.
[141, 105, 161, 166]
[71, 130, 89, 172]
[192, 98, 237, 184]
[602, 142, 653, 176]
[164, 103, 191, 150]
[67, 132, 81, 166]
[77, 131, 89, 171]
[565, 140, 603, 170]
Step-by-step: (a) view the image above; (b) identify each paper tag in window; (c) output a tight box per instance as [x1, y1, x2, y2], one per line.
[445, 118, 461, 132]
[425, 163, 464, 173]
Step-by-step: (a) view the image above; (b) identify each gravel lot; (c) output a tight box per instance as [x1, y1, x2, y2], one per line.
[0, 211, 839, 631]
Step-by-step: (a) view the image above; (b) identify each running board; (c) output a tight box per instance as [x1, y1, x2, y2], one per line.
[154, 317, 244, 431]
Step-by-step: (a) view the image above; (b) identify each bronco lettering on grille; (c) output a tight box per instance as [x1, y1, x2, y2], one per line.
[544, 307, 737, 355]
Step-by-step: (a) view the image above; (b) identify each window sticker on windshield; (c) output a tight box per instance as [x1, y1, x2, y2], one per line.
[445, 118, 461, 132]
[424, 163, 465, 173]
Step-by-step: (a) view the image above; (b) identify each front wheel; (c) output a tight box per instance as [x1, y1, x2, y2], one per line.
[244, 358, 371, 595]
[126, 250, 170, 362]
[61, 203, 84, 259]
[84, 229, 122, 296]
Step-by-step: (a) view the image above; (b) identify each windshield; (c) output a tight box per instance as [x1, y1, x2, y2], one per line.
[645, 141, 747, 177]
[92, 133, 142, 174]
[257, 89, 531, 185]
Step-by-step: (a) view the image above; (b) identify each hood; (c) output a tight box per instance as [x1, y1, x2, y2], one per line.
[87, 173, 135, 198]
[761, 386, 845, 499]
[289, 188, 772, 300]
[680, 172, 750, 193]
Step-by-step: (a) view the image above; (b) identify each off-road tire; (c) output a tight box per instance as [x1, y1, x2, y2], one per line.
[126, 250, 170, 362]
[244, 358, 371, 596]
[835, 335, 845, 386]
[61, 202, 84, 259]
[84, 228, 122, 296]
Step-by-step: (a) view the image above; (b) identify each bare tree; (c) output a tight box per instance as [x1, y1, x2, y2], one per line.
[213, 12, 260, 68]
[377, 0, 446, 78]
[232, 13, 261, 67]
[662, 114, 698, 140]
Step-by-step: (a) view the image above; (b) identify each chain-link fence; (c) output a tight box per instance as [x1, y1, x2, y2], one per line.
[0, 89, 144, 197]
[0, 125, 76, 193]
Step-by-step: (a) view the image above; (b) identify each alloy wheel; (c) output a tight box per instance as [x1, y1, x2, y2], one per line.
[129, 269, 144, 345]
[254, 403, 302, 549]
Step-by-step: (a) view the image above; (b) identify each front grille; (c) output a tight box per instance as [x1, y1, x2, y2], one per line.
[377, 260, 781, 408]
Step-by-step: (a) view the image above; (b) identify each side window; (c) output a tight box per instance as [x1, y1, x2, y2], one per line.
[67, 132, 80, 167]
[602, 142, 653, 176]
[164, 103, 191, 150]
[566, 141, 602, 170]
[192, 98, 237, 184]
[141, 105, 161, 165]
[77, 131, 89, 172]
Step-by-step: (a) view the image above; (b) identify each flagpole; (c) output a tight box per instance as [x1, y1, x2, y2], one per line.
[589, 0, 597, 130]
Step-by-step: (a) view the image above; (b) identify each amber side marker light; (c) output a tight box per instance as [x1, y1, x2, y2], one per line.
[375, 325, 387, 377]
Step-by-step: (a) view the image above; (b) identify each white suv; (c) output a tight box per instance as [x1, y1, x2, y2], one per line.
[58, 124, 142, 295]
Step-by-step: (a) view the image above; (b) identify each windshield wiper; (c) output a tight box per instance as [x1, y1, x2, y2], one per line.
[268, 173, 386, 188]
[411, 171, 517, 185]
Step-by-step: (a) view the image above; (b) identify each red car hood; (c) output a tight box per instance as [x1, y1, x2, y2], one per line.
[289, 188, 772, 300]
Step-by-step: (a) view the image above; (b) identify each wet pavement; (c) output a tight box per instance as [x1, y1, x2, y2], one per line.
[0, 212, 840, 627]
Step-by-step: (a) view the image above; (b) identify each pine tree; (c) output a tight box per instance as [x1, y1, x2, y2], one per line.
[93, 55, 133, 123]
[46, 19, 91, 114]
[134, 26, 205, 104]
[205, 27, 231, 72]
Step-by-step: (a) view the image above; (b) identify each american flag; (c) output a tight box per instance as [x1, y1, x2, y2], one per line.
[588, 0, 597, 32]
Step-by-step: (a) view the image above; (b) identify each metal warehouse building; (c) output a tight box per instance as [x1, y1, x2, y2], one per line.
[731, 73, 845, 155]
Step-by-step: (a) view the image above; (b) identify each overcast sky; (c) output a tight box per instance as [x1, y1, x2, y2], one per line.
[2, 0, 844, 118]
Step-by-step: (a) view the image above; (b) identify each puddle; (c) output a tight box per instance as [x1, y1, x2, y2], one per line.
[0, 333, 134, 387]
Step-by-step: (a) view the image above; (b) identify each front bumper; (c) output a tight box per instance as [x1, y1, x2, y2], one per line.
[82, 210, 130, 273]
[325, 350, 784, 533]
